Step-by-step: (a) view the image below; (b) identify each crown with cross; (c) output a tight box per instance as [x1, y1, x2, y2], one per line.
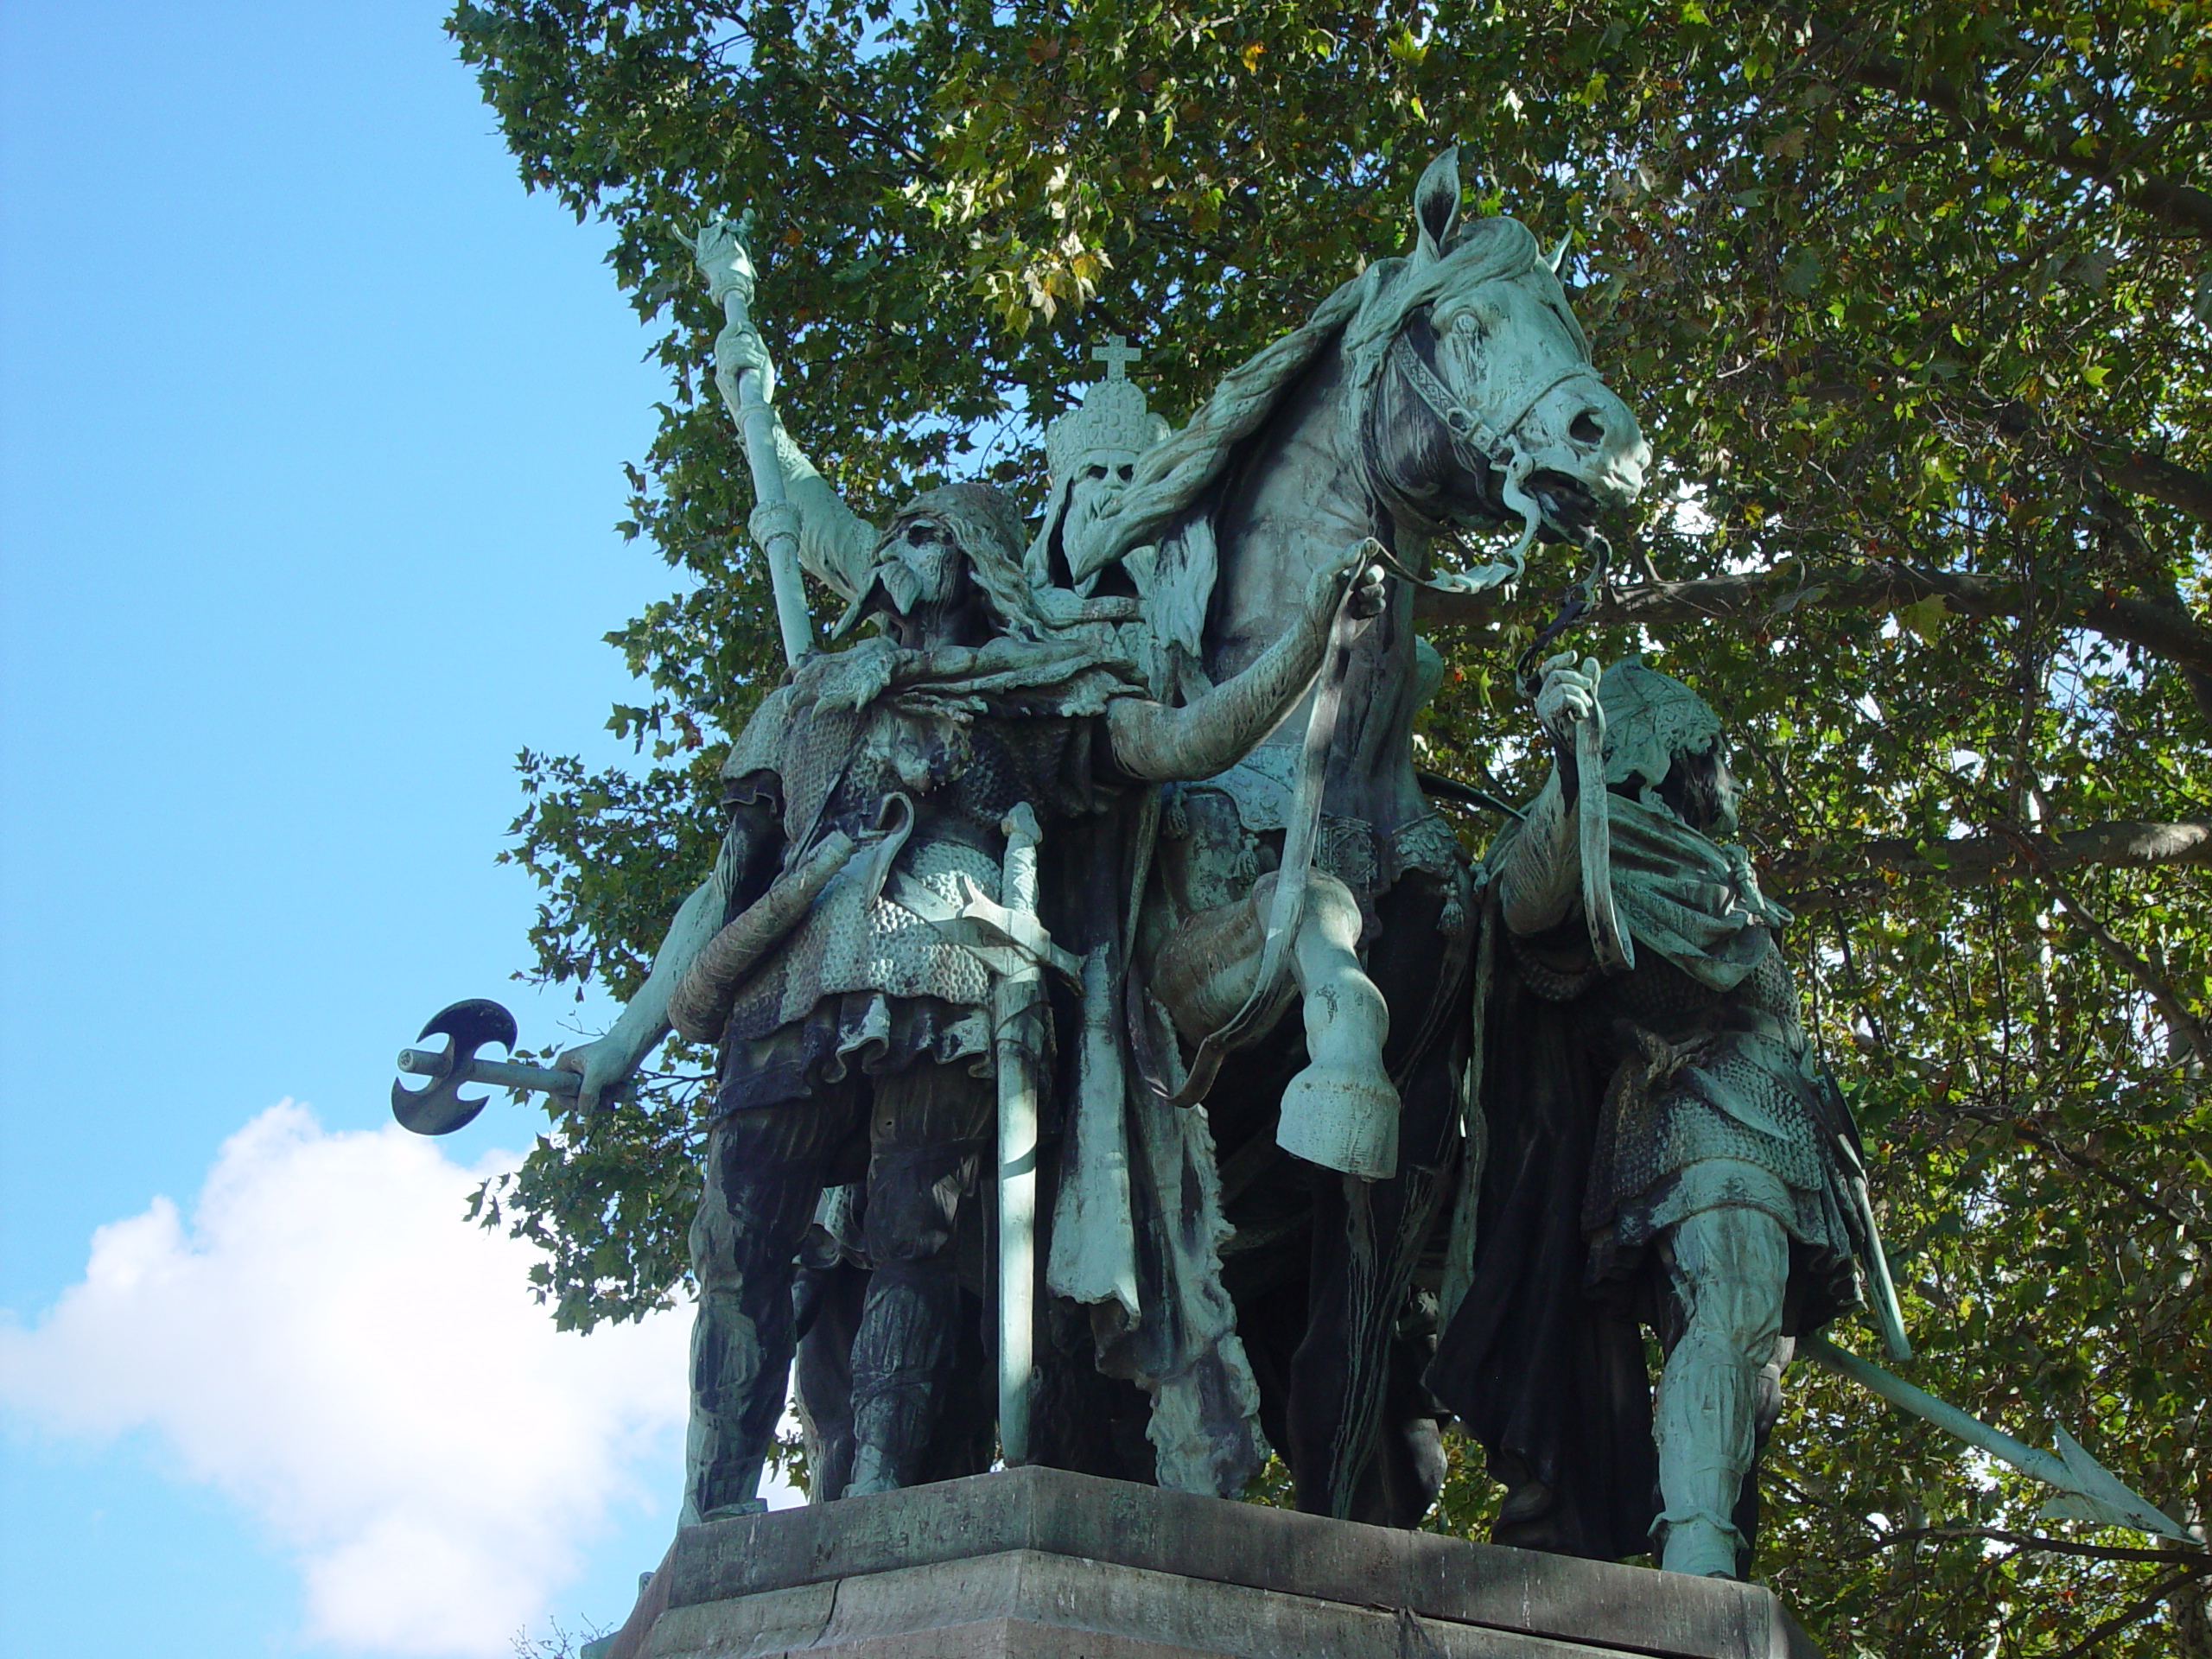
[1045, 335, 1172, 480]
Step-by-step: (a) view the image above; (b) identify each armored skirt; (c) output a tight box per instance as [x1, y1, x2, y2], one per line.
[1568, 936, 1863, 1325]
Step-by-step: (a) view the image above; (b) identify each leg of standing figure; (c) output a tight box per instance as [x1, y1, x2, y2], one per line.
[1652, 1205, 1790, 1577]
[684, 1093, 857, 1524]
[845, 1063, 992, 1496]
[792, 1256, 867, 1503]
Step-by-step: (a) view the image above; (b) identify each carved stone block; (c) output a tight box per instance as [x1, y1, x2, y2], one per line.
[591, 1466, 1821, 1659]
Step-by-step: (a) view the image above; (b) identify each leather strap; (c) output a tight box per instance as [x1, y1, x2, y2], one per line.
[1386, 333, 1587, 484]
[1162, 582, 1370, 1106]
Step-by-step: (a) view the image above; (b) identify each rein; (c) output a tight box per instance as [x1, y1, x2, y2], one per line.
[1512, 527, 1613, 696]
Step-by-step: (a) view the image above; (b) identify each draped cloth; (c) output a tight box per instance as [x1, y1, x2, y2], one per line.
[711, 635, 1140, 1120]
[1429, 790, 1859, 1561]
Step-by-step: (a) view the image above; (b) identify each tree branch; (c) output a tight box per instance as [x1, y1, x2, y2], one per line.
[1417, 561, 2212, 679]
[2096, 447, 2212, 528]
[1857, 1526, 2212, 1570]
[2001, 823, 2212, 1066]
[1802, 17, 2212, 242]
[2056, 1569, 2207, 1659]
[1769, 819, 2212, 894]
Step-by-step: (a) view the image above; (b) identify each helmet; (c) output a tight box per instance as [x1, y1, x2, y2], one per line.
[1599, 658, 1723, 795]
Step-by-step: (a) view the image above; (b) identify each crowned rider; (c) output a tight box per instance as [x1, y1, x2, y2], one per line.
[1026, 336, 1173, 602]
[556, 310, 1379, 1524]
[1429, 655, 1904, 1577]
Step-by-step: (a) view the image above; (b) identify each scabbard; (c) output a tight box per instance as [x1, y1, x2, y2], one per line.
[994, 804, 1047, 1465]
[1577, 718, 1634, 975]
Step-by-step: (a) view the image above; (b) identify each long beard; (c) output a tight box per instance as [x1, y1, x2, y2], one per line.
[1058, 489, 1122, 582]
[876, 560, 926, 618]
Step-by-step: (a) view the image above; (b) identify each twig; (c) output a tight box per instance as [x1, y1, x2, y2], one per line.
[1796, 16, 2212, 242]
[1855, 1526, 2211, 1570]
[2055, 1569, 2205, 1658]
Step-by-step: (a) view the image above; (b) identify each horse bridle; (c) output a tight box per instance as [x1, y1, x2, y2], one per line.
[1384, 327, 1590, 494]
[1382, 314, 1621, 697]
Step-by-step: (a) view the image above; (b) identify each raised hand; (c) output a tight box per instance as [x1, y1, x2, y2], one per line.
[1534, 651, 1601, 771]
[714, 318, 777, 408]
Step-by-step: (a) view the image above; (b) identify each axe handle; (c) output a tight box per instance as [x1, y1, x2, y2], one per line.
[396, 1047, 582, 1098]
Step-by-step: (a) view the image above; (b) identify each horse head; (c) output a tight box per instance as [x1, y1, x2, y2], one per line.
[1354, 148, 1649, 558]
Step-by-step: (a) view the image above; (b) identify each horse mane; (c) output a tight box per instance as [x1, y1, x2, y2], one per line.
[1093, 215, 1554, 667]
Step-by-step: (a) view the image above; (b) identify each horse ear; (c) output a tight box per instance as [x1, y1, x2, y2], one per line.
[1414, 146, 1462, 263]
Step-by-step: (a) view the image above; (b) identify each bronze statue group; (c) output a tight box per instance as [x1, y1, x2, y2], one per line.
[556, 151, 1904, 1583]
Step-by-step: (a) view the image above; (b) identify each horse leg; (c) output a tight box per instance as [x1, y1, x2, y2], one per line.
[1285, 879, 1470, 1523]
[1277, 870, 1401, 1179]
[1152, 868, 1397, 1185]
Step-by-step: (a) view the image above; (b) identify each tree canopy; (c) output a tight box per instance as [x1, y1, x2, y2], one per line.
[445, 3, 2212, 1650]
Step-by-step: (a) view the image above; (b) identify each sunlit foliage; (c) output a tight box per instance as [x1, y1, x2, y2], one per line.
[448, 4, 2210, 1649]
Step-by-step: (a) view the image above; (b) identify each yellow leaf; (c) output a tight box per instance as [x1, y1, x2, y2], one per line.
[1241, 41, 1265, 70]
[1896, 595, 1949, 643]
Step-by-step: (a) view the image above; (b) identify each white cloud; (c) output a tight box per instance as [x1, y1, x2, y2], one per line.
[0, 1103, 691, 1657]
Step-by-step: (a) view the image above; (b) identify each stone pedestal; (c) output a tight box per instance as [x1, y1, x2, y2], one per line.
[596, 1466, 1819, 1659]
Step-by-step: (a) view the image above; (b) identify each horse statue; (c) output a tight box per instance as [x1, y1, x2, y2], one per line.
[1049, 147, 1649, 1523]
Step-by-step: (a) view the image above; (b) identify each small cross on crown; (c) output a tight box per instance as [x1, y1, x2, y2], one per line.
[1090, 334, 1142, 382]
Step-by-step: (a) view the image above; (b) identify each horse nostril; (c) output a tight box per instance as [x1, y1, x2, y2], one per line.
[1569, 410, 1605, 446]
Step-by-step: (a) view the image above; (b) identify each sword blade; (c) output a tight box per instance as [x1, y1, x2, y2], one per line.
[1577, 717, 1634, 973]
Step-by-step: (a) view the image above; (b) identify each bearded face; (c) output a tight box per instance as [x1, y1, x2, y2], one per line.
[870, 518, 963, 618]
[1056, 448, 1139, 583]
[1656, 745, 1740, 836]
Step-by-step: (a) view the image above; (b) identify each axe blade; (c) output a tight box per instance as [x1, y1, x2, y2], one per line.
[391, 998, 519, 1136]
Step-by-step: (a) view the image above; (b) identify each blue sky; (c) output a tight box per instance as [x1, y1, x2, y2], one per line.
[0, 4, 756, 1653]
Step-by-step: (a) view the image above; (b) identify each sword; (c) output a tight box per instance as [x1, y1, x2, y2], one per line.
[693, 213, 812, 667]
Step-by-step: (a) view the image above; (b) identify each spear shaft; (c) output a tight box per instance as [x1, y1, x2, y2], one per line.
[1801, 1332, 2190, 1541]
[694, 216, 812, 666]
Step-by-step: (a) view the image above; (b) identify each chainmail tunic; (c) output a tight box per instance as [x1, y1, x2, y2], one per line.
[713, 683, 1110, 1118]
[1514, 928, 1862, 1298]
